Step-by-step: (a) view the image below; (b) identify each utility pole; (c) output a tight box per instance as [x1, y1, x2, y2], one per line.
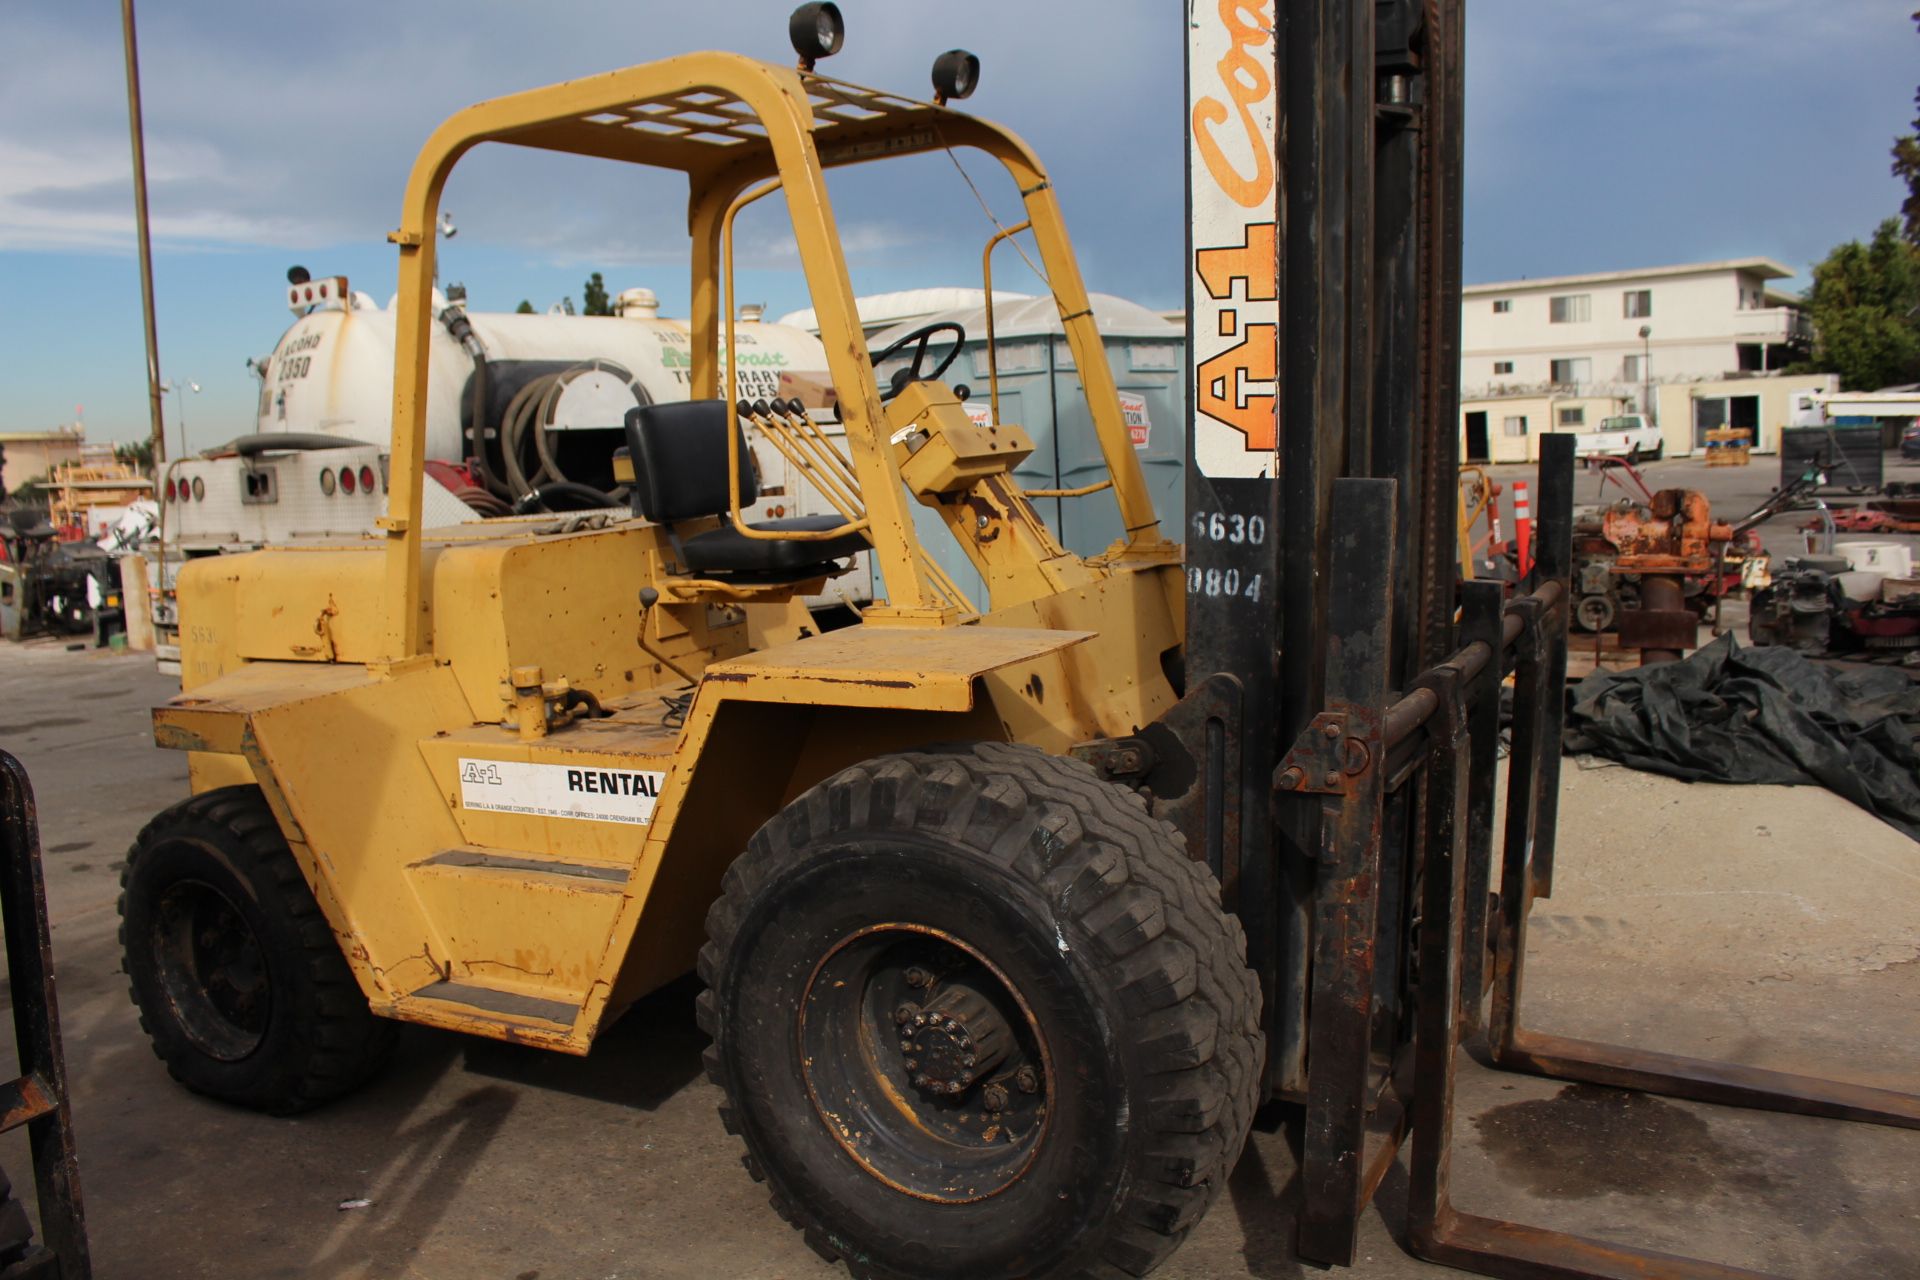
[121, 0, 167, 465]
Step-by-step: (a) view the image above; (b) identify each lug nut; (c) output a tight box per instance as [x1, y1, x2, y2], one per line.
[905, 967, 933, 988]
[1014, 1065, 1039, 1093]
[894, 1003, 917, 1025]
[904, 1059, 919, 1071]
[982, 1083, 1010, 1112]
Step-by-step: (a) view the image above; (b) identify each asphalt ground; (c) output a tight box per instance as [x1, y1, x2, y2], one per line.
[0, 615, 1915, 1279]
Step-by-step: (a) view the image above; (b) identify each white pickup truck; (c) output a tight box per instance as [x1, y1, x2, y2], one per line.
[1572, 413, 1665, 463]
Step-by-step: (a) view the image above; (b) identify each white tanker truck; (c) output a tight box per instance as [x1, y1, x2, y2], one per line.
[154, 271, 872, 669]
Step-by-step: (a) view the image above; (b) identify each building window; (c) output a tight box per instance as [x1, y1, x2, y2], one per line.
[1549, 294, 1591, 324]
[1558, 406, 1586, 428]
[1623, 354, 1646, 382]
[1623, 289, 1652, 319]
[1550, 357, 1591, 385]
[1503, 415, 1529, 438]
[1492, 299, 1513, 314]
[1493, 360, 1514, 376]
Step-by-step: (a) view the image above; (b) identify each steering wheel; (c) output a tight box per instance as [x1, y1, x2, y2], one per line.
[868, 322, 967, 401]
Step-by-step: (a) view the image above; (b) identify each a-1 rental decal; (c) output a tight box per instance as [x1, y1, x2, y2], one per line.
[459, 758, 666, 825]
[1188, 0, 1280, 477]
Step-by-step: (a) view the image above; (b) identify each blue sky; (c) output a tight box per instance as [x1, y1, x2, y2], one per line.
[0, 0, 1910, 446]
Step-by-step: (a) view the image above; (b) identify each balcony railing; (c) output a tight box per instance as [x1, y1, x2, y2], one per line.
[1731, 307, 1814, 346]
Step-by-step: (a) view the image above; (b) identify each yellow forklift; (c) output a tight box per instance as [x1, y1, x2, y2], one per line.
[119, 6, 1916, 1279]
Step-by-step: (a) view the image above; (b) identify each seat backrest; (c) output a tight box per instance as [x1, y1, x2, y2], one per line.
[623, 400, 758, 524]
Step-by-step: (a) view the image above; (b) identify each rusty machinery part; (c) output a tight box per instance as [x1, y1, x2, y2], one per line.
[1591, 488, 1734, 573]
[0, 749, 91, 1275]
[1620, 572, 1692, 664]
[1751, 558, 1920, 657]
[1573, 593, 1615, 634]
[698, 744, 1262, 1280]
[1748, 562, 1843, 653]
[119, 786, 396, 1114]
[894, 980, 1018, 1096]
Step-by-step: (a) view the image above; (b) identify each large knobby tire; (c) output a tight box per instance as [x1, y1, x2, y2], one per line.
[119, 785, 395, 1114]
[698, 742, 1264, 1280]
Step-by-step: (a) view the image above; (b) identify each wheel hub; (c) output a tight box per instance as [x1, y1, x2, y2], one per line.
[797, 922, 1052, 1203]
[896, 983, 1013, 1095]
[154, 878, 270, 1061]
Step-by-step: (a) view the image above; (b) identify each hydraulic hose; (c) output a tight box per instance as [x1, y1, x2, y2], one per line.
[441, 306, 509, 500]
[498, 360, 643, 499]
[512, 481, 621, 514]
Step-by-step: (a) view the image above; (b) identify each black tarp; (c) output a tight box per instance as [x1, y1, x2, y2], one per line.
[1563, 635, 1920, 842]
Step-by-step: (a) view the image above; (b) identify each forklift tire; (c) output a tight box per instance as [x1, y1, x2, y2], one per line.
[118, 785, 396, 1115]
[698, 742, 1264, 1280]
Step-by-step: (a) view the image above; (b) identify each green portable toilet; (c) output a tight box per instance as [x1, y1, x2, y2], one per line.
[869, 292, 1185, 610]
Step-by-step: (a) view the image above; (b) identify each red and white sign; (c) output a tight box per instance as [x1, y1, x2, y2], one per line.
[1188, 0, 1279, 478]
[1119, 391, 1152, 449]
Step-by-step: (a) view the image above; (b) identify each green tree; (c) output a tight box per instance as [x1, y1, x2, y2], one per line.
[582, 272, 612, 316]
[1802, 219, 1920, 391]
[515, 299, 535, 314]
[114, 438, 156, 480]
[1892, 11, 1920, 243]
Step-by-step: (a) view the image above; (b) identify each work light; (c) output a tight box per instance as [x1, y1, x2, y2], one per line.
[789, 3, 844, 69]
[931, 49, 979, 104]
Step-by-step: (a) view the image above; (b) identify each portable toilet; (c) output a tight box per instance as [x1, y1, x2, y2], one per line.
[868, 292, 1185, 608]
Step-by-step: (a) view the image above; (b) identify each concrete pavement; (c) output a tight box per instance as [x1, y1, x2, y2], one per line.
[0, 643, 1914, 1279]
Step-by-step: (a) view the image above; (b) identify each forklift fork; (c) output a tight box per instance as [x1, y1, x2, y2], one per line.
[1289, 435, 1920, 1280]
[0, 752, 91, 1280]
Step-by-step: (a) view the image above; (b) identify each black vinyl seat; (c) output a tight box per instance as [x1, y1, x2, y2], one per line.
[623, 400, 867, 582]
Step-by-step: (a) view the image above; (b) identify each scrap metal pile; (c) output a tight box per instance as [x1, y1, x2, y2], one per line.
[0, 508, 135, 644]
[1571, 484, 1763, 663]
[1751, 555, 1920, 658]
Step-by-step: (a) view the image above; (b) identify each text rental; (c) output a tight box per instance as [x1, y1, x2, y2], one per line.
[566, 769, 660, 798]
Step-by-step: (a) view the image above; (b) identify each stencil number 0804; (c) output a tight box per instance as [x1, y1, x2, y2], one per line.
[1186, 567, 1263, 600]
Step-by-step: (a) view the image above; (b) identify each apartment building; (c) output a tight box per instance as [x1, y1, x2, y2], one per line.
[1460, 258, 1821, 462]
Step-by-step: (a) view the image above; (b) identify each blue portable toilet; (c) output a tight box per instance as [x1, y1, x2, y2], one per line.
[869, 293, 1185, 610]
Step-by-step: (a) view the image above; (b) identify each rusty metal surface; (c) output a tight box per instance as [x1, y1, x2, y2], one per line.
[1595, 488, 1732, 574]
[1619, 573, 1690, 665]
[1396, 437, 1920, 1280]
[1499, 1031, 1920, 1129]
[1138, 674, 1244, 908]
[1295, 477, 1401, 1268]
[0, 752, 93, 1280]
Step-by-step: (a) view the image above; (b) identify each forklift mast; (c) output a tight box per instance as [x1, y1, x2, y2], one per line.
[1184, 0, 1463, 1102]
[1180, 7, 1920, 1278]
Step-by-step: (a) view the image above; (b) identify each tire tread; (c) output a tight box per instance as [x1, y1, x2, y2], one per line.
[703, 743, 1264, 1280]
[118, 785, 395, 1114]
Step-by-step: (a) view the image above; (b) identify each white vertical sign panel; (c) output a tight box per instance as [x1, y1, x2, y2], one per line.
[1188, 0, 1281, 478]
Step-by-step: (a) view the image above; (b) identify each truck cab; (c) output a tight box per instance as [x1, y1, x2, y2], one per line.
[1572, 412, 1665, 463]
